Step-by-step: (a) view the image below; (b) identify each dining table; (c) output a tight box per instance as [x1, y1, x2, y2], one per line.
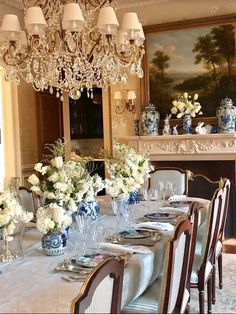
[0, 196, 210, 313]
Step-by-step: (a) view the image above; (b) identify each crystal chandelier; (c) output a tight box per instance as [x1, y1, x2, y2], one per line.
[0, 0, 145, 100]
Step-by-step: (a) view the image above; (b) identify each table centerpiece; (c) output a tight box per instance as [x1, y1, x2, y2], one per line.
[104, 140, 153, 205]
[171, 92, 203, 134]
[0, 189, 33, 262]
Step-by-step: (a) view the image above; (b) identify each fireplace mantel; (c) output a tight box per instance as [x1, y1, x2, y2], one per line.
[120, 134, 236, 161]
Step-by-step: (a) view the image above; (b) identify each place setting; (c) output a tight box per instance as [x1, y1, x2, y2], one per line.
[106, 228, 162, 247]
[55, 250, 132, 283]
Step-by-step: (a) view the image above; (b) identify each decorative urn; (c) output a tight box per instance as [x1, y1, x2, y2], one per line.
[141, 103, 160, 135]
[216, 97, 236, 133]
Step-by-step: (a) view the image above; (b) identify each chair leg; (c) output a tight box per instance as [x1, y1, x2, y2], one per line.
[185, 304, 190, 314]
[199, 290, 205, 314]
[218, 252, 223, 289]
[212, 264, 216, 304]
[207, 275, 212, 314]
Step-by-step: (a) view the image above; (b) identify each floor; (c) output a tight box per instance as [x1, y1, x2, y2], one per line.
[190, 253, 236, 313]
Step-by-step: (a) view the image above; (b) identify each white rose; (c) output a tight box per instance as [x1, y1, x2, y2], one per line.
[34, 163, 43, 172]
[51, 156, 63, 169]
[28, 174, 40, 186]
[171, 107, 178, 114]
[177, 113, 184, 118]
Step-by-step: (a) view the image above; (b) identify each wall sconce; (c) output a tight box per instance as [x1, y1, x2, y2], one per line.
[114, 90, 136, 114]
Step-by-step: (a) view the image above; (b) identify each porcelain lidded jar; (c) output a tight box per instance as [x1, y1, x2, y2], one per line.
[216, 97, 236, 133]
[141, 103, 160, 135]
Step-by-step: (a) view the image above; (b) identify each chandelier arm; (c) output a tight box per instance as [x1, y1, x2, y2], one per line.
[85, 0, 113, 10]
[87, 34, 102, 62]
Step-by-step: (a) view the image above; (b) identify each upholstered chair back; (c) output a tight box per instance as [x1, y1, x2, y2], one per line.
[159, 218, 192, 313]
[197, 187, 223, 273]
[71, 258, 124, 314]
[19, 187, 36, 214]
[150, 167, 188, 195]
[217, 179, 230, 241]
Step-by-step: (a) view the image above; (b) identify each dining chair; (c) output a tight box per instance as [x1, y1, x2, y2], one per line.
[122, 216, 195, 314]
[190, 186, 224, 314]
[211, 179, 230, 304]
[187, 172, 224, 200]
[149, 167, 190, 195]
[71, 257, 125, 314]
[18, 186, 38, 215]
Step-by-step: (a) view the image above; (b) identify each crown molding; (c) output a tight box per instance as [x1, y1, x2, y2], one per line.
[0, 0, 23, 9]
[117, 0, 175, 9]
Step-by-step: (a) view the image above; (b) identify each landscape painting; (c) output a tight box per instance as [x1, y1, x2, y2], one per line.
[145, 18, 236, 119]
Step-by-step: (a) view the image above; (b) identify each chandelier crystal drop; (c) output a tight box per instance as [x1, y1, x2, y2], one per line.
[0, 0, 145, 100]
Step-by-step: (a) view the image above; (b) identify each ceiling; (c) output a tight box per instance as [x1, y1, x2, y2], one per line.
[1, 0, 235, 26]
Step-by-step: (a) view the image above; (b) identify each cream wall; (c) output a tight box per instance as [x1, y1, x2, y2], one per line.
[110, 75, 143, 138]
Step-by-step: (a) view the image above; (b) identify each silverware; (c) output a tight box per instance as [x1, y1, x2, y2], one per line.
[55, 259, 90, 274]
[61, 275, 85, 283]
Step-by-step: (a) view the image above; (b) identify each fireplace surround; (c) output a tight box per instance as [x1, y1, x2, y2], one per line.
[120, 134, 236, 237]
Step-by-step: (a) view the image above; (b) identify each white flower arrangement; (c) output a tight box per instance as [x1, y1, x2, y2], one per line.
[0, 189, 33, 237]
[171, 92, 203, 118]
[28, 156, 104, 213]
[36, 203, 72, 234]
[104, 141, 153, 199]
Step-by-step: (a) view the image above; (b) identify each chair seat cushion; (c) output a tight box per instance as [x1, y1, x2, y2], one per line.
[191, 255, 212, 284]
[122, 279, 190, 314]
[121, 278, 161, 313]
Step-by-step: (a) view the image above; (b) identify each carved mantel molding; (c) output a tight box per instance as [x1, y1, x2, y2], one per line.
[119, 134, 236, 161]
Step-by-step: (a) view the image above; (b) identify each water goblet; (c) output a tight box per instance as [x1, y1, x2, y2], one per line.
[140, 188, 148, 201]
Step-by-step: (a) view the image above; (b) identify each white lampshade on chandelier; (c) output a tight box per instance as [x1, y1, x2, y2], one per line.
[0, 0, 145, 100]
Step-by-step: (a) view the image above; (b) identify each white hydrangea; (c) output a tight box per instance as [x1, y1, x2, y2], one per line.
[36, 203, 72, 234]
[0, 189, 33, 236]
[105, 141, 153, 199]
[28, 154, 104, 214]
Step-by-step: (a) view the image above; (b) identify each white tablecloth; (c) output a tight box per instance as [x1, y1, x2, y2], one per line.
[0, 197, 209, 313]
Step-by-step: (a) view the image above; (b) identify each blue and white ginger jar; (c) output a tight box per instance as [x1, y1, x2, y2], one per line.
[129, 190, 140, 204]
[78, 200, 100, 220]
[216, 97, 236, 133]
[141, 103, 160, 135]
[42, 232, 66, 256]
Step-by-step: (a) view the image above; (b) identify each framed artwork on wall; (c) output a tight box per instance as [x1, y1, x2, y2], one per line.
[143, 14, 236, 123]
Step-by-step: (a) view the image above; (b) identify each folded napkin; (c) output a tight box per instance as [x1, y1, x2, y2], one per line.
[135, 221, 174, 232]
[99, 242, 151, 254]
[168, 194, 187, 201]
[160, 206, 189, 214]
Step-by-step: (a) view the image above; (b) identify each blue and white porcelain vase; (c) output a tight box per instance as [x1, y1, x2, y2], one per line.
[129, 190, 140, 204]
[183, 114, 192, 134]
[42, 232, 66, 256]
[141, 103, 160, 135]
[216, 97, 236, 133]
[78, 200, 100, 221]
